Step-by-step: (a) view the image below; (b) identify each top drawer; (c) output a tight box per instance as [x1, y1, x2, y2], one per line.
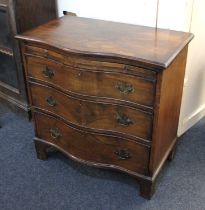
[24, 45, 156, 79]
[24, 45, 65, 63]
[25, 54, 156, 108]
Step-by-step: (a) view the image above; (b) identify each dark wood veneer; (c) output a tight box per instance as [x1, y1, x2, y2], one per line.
[150, 46, 189, 175]
[25, 55, 156, 109]
[34, 111, 150, 175]
[29, 82, 153, 142]
[17, 16, 193, 69]
[17, 16, 193, 199]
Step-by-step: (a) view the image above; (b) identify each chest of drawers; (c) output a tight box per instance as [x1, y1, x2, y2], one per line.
[16, 16, 193, 199]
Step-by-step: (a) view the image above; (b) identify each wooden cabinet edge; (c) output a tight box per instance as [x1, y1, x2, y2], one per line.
[149, 46, 189, 176]
[15, 40, 164, 72]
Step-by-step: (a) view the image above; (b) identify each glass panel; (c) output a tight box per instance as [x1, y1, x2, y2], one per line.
[0, 53, 18, 88]
[0, 8, 13, 50]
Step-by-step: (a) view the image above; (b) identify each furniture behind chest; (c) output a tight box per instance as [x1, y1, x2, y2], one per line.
[16, 16, 193, 199]
[0, 0, 57, 116]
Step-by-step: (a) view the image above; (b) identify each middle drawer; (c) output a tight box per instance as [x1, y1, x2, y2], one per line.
[29, 82, 153, 141]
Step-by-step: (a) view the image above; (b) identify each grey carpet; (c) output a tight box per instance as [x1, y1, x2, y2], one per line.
[0, 110, 205, 210]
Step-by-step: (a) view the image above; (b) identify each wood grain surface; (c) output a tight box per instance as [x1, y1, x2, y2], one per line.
[26, 55, 156, 108]
[34, 111, 150, 175]
[30, 82, 153, 142]
[17, 16, 193, 69]
[17, 15, 193, 199]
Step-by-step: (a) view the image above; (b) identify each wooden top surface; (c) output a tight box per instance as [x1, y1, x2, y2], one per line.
[16, 16, 193, 69]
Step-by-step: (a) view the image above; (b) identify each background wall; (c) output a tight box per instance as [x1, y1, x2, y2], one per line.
[57, 0, 158, 27]
[57, 0, 205, 136]
[178, 0, 205, 135]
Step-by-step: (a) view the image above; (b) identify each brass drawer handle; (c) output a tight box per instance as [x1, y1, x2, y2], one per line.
[50, 127, 61, 139]
[45, 96, 57, 107]
[116, 114, 133, 126]
[42, 66, 54, 79]
[115, 149, 131, 160]
[115, 81, 134, 94]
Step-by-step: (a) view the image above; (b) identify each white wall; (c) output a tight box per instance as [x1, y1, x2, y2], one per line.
[57, 0, 158, 27]
[178, 0, 205, 135]
[57, 0, 205, 136]
[157, 0, 194, 32]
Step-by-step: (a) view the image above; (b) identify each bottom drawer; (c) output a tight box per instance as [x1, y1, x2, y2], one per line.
[34, 112, 150, 175]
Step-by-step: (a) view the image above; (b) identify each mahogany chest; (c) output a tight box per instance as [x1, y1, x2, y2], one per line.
[16, 16, 193, 199]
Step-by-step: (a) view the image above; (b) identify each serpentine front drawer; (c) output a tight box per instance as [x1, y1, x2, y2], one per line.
[34, 111, 150, 175]
[29, 82, 153, 142]
[25, 55, 156, 109]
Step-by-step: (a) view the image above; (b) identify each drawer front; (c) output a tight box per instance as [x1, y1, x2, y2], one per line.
[30, 83, 153, 141]
[25, 45, 156, 80]
[24, 45, 65, 63]
[34, 112, 150, 175]
[26, 56, 156, 107]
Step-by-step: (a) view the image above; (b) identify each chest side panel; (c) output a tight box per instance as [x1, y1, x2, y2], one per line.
[150, 46, 188, 176]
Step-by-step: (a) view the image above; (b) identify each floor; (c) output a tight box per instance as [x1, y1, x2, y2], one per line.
[0, 109, 205, 210]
